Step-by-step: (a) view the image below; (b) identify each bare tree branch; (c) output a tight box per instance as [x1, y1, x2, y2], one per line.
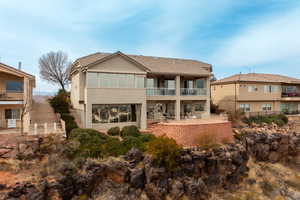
[39, 51, 71, 90]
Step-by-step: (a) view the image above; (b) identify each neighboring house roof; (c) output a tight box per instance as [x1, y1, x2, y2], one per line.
[72, 51, 212, 76]
[212, 73, 300, 85]
[0, 62, 35, 80]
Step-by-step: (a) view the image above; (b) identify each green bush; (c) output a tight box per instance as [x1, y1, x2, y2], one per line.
[49, 90, 70, 114]
[101, 137, 127, 157]
[243, 114, 288, 127]
[121, 125, 140, 137]
[107, 127, 120, 136]
[138, 133, 156, 143]
[122, 136, 144, 151]
[145, 135, 182, 172]
[69, 128, 108, 158]
[61, 113, 75, 121]
[48, 91, 78, 138]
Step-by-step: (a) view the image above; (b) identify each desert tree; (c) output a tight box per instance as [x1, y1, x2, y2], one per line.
[20, 99, 31, 136]
[39, 51, 71, 91]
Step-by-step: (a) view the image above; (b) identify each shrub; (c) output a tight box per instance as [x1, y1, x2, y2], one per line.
[69, 128, 108, 158]
[145, 135, 182, 172]
[121, 125, 140, 137]
[102, 137, 127, 157]
[107, 127, 120, 136]
[196, 132, 221, 150]
[48, 90, 78, 138]
[243, 114, 288, 127]
[49, 90, 70, 114]
[65, 120, 79, 138]
[122, 136, 144, 151]
[138, 133, 156, 143]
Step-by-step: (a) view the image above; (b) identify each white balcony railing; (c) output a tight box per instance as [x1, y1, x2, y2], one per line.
[180, 88, 206, 96]
[146, 88, 176, 96]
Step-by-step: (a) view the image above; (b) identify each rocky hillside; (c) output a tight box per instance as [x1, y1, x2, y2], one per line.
[0, 131, 299, 200]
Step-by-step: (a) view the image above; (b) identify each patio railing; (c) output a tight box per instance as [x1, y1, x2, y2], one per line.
[180, 88, 206, 96]
[146, 88, 176, 96]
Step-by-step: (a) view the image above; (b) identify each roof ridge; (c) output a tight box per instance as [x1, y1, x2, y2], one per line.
[76, 51, 211, 66]
[0, 62, 35, 79]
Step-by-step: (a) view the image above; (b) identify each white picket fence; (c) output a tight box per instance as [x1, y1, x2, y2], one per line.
[29, 121, 66, 136]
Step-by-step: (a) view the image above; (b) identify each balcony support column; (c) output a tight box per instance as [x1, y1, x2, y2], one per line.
[175, 75, 181, 120]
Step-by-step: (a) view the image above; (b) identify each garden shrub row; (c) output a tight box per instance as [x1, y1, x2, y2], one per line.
[49, 90, 78, 138]
[243, 114, 288, 127]
[68, 125, 183, 171]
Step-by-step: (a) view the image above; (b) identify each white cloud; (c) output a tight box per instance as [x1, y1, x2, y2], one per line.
[211, 4, 300, 68]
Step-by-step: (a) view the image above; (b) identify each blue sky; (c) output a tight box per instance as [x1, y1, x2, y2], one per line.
[0, 0, 300, 92]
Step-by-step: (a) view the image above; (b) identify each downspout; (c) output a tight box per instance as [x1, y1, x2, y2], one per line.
[234, 81, 237, 114]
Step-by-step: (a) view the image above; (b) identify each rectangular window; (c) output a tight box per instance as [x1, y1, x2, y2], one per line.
[264, 85, 279, 93]
[165, 80, 175, 89]
[6, 81, 23, 92]
[240, 104, 250, 112]
[196, 79, 205, 88]
[92, 104, 136, 124]
[262, 104, 272, 111]
[147, 78, 155, 88]
[135, 76, 145, 88]
[248, 85, 258, 92]
[5, 109, 20, 119]
[195, 103, 205, 112]
[87, 72, 98, 88]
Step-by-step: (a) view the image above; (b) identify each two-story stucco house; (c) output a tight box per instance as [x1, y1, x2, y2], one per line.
[211, 73, 300, 114]
[70, 51, 212, 130]
[0, 62, 35, 132]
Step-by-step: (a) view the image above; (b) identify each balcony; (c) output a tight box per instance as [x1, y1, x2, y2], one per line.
[0, 90, 24, 101]
[282, 92, 300, 98]
[146, 88, 176, 96]
[180, 88, 206, 96]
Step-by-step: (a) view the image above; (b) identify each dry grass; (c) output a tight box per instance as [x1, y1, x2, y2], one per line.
[196, 132, 221, 150]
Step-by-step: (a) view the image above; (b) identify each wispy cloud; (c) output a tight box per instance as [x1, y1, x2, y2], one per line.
[211, 3, 300, 68]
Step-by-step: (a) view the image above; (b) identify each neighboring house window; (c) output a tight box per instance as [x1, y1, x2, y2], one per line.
[147, 78, 155, 88]
[92, 104, 136, 123]
[6, 81, 23, 92]
[195, 103, 205, 112]
[262, 104, 272, 111]
[264, 85, 278, 93]
[282, 86, 297, 93]
[240, 104, 250, 112]
[5, 109, 20, 119]
[135, 75, 145, 88]
[87, 72, 98, 88]
[164, 80, 175, 89]
[248, 85, 258, 92]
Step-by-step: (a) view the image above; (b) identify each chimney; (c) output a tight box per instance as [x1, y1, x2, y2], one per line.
[18, 62, 22, 70]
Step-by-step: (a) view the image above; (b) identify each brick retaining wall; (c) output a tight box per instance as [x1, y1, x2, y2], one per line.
[150, 121, 233, 147]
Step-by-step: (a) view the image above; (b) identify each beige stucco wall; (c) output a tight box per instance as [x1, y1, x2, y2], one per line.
[238, 83, 281, 101]
[85, 88, 147, 129]
[211, 83, 238, 112]
[87, 56, 146, 74]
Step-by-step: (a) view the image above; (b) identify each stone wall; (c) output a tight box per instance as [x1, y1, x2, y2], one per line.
[151, 122, 233, 147]
[242, 132, 300, 163]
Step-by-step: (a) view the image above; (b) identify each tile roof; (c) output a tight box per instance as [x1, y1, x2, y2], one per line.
[74, 51, 211, 76]
[0, 62, 35, 80]
[212, 73, 300, 85]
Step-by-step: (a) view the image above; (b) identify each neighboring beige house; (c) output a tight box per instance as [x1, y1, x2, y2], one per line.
[0, 62, 35, 132]
[211, 73, 300, 114]
[70, 51, 212, 130]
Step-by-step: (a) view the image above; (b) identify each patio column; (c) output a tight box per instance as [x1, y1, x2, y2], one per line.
[205, 76, 211, 117]
[175, 75, 181, 120]
[140, 102, 147, 129]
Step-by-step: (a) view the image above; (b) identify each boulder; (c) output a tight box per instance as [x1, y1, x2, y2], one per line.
[130, 168, 145, 189]
[184, 178, 209, 200]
